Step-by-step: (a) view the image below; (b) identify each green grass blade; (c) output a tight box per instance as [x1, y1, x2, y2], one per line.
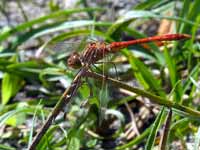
[28, 100, 43, 149]
[7, 21, 111, 51]
[0, 106, 42, 127]
[123, 50, 166, 97]
[164, 47, 183, 102]
[160, 109, 172, 150]
[116, 126, 151, 149]
[194, 126, 200, 150]
[107, 10, 198, 36]
[0, 7, 102, 42]
[1, 73, 24, 105]
[0, 144, 16, 150]
[134, 0, 168, 10]
[145, 107, 165, 150]
[179, 0, 200, 34]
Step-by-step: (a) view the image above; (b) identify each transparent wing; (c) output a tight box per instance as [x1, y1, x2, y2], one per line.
[35, 39, 88, 62]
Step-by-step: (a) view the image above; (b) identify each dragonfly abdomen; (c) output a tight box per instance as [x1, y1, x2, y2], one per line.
[109, 34, 190, 52]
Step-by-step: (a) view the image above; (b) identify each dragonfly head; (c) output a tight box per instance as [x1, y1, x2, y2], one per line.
[67, 52, 82, 69]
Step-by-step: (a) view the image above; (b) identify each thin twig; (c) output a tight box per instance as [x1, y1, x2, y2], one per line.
[0, 1, 11, 26]
[16, 0, 29, 22]
[28, 67, 87, 150]
[124, 102, 140, 138]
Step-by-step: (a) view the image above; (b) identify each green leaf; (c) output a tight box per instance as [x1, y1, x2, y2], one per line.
[116, 126, 151, 149]
[0, 106, 42, 127]
[1, 73, 24, 105]
[123, 50, 165, 97]
[31, 20, 110, 39]
[164, 48, 183, 102]
[28, 100, 43, 148]
[86, 139, 97, 148]
[79, 84, 90, 99]
[145, 107, 165, 150]
[5, 103, 27, 126]
[179, 0, 200, 34]
[48, 29, 112, 44]
[36, 125, 59, 149]
[0, 7, 102, 42]
[68, 136, 80, 150]
[183, 64, 199, 94]
[89, 97, 100, 108]
[8, 21, 111, 51]
[67, 126, 85, 150]
[0, 144, 16, 150]
[107, 10, 196, 36]
[134, 0, 161, 9]
[194, 126, 200, 150]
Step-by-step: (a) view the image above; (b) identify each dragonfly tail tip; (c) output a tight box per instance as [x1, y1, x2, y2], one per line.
[182, 34, 191, 39]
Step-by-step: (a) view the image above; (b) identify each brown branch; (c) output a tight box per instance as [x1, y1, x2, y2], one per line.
[28, 68, 87, 150]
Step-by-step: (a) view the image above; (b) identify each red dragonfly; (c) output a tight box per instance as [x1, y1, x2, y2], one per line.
[67, 34, 190, 69]
[28, 33, 191, 149]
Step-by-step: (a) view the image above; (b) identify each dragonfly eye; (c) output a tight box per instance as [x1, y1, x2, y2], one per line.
[67, 52, 82, 69]
[89, 42, 96, 46]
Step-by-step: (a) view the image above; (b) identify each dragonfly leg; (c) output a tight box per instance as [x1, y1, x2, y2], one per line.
[95, 61, 119, 80]
[91, 64, 103, 73]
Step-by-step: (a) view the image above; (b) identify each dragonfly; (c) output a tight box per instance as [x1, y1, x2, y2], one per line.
[28, 33, 190, 149]
[67, 34, 190, 69]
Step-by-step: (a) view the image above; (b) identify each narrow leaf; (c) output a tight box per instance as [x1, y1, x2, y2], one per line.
[1, 73, 24, 105]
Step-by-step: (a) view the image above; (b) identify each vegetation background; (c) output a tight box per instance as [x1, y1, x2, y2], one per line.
[0, 0, 200, 150]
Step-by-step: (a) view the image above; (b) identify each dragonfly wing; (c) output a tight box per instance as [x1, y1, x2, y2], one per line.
[36, 40, 87, 61]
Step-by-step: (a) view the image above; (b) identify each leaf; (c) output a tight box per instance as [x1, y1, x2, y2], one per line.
[79, 83, 90, 99]
[116, 126, 151, 149]
[31, 20, 108, 39]
[145, 107, 165, 150]
[28, 100, 43, 148]
[179, 0, 200, 34]
[134, 0, 165, 10]
[48, 29, 112, 44]
[86, 139, 97, 148]
[194, 126, 200, 150]
[164, 47, 183, 102]
[107, 10, 196, 36]
[9, 21, 111, 51]
[5, 103, 27, 126]
[0, 106, 40, 127]
[1, 73, 24, 105]
[183, 64, 199, 93]
[36, 125, 59, 149]
[0, 7, 102, 42]
[123, 50, 166, 97]
[0, 144, 16, 150]
[67, 126, 85, 150]
[68, 136, 80, 150]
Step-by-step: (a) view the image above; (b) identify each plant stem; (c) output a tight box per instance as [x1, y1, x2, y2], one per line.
[84, 71, 200, 118]
[28, 68, 87, 150]
[159, 109, 172, 150]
